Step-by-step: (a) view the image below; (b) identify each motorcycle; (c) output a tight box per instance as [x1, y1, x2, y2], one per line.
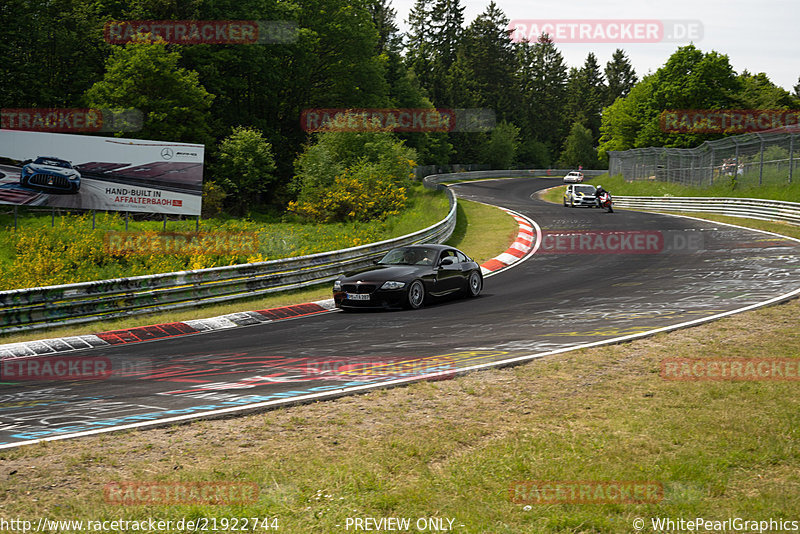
[596, 191, 613, 213]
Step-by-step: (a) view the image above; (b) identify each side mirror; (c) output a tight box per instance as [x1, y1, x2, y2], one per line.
[440, 257, 455, 266]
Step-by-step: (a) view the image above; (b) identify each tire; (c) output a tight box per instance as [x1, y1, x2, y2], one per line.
[569, 198, 574, 208]
[465, 271, 482, 297]
[563, 198, 567, 207]
[405, 280, 425, 309]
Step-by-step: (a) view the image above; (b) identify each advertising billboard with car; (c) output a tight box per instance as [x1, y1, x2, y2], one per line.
[0, 130, 203, 215]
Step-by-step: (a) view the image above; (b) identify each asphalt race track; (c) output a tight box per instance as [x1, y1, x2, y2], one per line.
[1, 177, 799, 448]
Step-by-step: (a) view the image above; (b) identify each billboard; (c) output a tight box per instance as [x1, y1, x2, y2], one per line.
[0, 130, 203, 216]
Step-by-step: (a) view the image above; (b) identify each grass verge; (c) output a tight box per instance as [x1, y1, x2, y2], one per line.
[0, 184, 449, 291]
[0, 199, 517, 345]
[444, 199, 519, 264]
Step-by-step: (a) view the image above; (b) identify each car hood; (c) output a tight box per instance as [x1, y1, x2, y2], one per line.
[341, 264, 426, 282]
[26, 164, 78, 176]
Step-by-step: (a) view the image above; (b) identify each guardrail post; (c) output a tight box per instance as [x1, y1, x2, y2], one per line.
[13, 206, 18, 230]
[163, 214, 167, 231]
[92, 210, 96, 230]
[759, 138, 765, 186]
[790, 134, 795, 183]
[51, 207, 55, 227]
[125, 211, 129, 231]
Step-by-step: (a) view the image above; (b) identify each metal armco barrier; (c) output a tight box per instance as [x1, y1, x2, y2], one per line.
[0, 189, 457, 334]
[614, 196, 800, 225]
[421, 169, 605, 185]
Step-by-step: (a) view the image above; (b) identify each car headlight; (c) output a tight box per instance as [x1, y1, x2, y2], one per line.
[380, 280, 406, 290]
[333, 280, 342, 291]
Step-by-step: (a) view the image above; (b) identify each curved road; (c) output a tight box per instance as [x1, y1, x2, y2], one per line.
[1, 177, 798, 447]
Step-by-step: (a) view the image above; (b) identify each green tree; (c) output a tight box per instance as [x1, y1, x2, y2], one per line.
[214, 127, 277, 213]
[482, 121, 519, 169]
[599, 45, 743, 152]
[565, 53, 606, 143]
[516, 33, 568, 162]
[405, 0, 435, 93]
[0, 0, 107, 107]
[598, 75, 655, 160]
[292, 130, 416, 199]
[735, 71, 795, 109]
[290, 130, 416, 222]
[604, 49, 638, 105]
[84, 38, 214, 143]
[429, 0, 465, 105]
[368, 0, 402, 53]
[458, 2, 519, 122]
[559, 122, 597, 168]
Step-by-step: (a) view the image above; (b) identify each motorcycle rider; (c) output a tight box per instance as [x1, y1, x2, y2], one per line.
[594, 185, 613, 212]
[594, 185, 607, 206]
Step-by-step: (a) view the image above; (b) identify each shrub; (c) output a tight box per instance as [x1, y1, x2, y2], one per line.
[287, 163, 408, 223]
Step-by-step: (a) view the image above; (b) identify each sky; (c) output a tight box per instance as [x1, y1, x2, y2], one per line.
[391, 0, 800, 92]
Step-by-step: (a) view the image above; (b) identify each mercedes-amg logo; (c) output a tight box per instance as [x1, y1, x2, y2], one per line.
[161, 147, 174, 160]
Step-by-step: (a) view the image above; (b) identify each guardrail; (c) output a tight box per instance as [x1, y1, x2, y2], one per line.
[0, 189, 458, 334]
[421, 169, 606, 184]
[613, 196, 800, 226]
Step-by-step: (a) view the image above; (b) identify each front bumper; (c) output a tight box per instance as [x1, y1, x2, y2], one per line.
[570, 196, 597, 207]
[23, 173, 80, 193]
[333, 288, 407, 309]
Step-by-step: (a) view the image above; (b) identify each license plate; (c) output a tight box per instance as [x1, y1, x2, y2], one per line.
[346, 293, 370, 301]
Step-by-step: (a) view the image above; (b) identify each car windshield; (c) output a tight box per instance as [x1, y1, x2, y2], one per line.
[35, 157, 70, 168]
[378, 247, 437, 266]
[575, 185, 595, 194]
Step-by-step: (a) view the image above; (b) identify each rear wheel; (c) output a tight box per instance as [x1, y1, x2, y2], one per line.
[405, 280, 425, 309]
[466, 271, 482, 297]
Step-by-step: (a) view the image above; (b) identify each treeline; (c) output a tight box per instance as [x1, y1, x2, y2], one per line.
[2, 0, 798, 214]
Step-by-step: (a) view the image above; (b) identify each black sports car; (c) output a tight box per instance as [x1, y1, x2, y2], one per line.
[333, 244, 483, 310]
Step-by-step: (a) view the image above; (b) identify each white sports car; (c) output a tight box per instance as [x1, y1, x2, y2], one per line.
[563, 171, 584, 183]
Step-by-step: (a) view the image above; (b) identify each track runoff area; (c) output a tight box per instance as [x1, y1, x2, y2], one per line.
[1, 177, 798, 448]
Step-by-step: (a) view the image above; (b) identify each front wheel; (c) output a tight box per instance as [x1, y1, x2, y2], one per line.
[466, 271, 482, 297]
[405, 280, 426, 309]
